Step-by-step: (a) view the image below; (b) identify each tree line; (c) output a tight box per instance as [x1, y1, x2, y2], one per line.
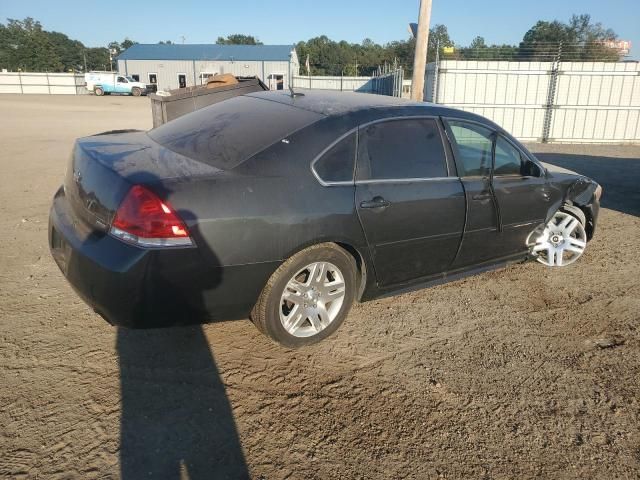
[0, 14, 624, 74]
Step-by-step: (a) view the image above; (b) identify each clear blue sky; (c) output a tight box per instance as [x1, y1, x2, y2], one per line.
[1, 0, 638, 58]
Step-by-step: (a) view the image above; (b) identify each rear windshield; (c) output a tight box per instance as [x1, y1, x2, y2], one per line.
[148, 96, 323, 169]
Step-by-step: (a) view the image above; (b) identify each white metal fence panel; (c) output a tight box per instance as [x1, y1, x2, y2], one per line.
[549, 62, 640, 142]
[293, 75, 373, 92]
[426, 60, 640, 143]
[293, 69, 404, 97]
[0, 72, 87, 94]
[427, 61, 553, 141]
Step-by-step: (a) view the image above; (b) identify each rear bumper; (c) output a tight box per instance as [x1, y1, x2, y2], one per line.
[49, 187, 278, 328]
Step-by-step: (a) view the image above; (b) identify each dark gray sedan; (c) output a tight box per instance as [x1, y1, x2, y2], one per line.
[49, 91, 601, 347]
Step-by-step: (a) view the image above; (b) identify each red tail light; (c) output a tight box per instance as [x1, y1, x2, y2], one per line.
[110, 185, 193, 247]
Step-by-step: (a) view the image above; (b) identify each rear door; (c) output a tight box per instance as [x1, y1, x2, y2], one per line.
[355, 117, 465, 286]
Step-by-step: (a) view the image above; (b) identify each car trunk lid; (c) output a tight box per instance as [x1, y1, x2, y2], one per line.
[64, 130, 220, 232]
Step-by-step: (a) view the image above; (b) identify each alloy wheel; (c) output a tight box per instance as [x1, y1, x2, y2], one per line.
[530, 211, 587, 267]
[279, 261, 346, 337]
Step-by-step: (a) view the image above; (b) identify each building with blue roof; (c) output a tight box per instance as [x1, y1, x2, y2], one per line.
[116, 44, 298, 91]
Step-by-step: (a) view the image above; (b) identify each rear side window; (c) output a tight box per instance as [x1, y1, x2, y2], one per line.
[148, 96, 323, 170]
[357, 118, 447, 180]
[313, 132, 356, 183]
[447, 120, 494, 177]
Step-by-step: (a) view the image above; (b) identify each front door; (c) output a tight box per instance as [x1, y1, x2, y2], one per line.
[115, 76, 129, 93]
[178, 74, 187, 89]
[355, 117, 465, 286]
[445, 119, 500, 268]
[491, 135, 551, 254]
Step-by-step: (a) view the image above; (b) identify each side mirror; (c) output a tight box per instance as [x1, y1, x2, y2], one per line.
[523, 160, 542, 177]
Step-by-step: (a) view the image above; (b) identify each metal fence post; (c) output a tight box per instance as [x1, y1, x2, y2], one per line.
[432, 42, 440, 103]
[542, 42, 562, 143]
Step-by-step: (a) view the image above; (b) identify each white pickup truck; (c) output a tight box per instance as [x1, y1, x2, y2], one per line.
[84, 72, 147, 96]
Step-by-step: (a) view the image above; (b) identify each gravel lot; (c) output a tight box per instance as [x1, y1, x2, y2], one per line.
[1, 94, 639, 479]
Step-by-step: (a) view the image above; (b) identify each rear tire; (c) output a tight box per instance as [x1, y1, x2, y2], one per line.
[94, 86, 104, 96]
[251, 243, 357, 348]
[132, 87, 141, 97]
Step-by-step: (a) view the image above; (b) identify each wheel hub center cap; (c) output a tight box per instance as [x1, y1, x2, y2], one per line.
[550, 234, 563, 246]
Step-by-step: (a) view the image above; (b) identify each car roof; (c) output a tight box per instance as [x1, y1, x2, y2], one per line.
[245, 90, 495, 126]
[246, 90, 429, 116]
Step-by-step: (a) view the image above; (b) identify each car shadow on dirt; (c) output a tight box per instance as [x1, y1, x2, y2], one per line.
[114, 194, 249, 478]
[117, 327, 248, 479]
[535, 152, 640, 217]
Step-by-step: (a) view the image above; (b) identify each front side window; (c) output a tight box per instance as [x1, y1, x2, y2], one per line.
[494, 136, 524, 176]
[117, 76, 127, 83]
[447, 120, 494, 177]
[357, 118, 447, 181]
[313, 132, 356, 183]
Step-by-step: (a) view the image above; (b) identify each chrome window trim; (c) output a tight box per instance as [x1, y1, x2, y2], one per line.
[310, 115, 450, 187]
[310, 127, 359, 187]
[355, 177, 456, 185]
[444, 116, 546, 178]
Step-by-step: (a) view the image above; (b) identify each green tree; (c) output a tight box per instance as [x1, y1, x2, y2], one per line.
[469, 36, 487, 49]
[121, 37, 137, 50]
[108, 41, 122, 54]
[428, 24, 454, 60]
[84, 47, 110, 71]
[216, 34, 263, 45]
[459, 36, 518, 60]
[519, 14, 619, 61]
[0, 17, 62, 71]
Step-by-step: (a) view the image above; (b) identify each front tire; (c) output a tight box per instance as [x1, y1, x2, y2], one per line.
[252, 243, 357, 348]
[131, 87, 142, 97]
[529, 210, 588, 267]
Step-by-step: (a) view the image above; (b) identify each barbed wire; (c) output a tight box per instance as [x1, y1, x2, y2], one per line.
[297, 41, 630, 74]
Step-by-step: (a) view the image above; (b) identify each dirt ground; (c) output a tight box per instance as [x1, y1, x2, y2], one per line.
[1, 94, 639, 480]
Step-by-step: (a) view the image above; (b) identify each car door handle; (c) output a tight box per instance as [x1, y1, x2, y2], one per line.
[360, 197, 390, 209]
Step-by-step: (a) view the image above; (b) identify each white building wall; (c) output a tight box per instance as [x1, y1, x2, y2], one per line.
[118, 58, 294, 92]
[119, 59, 195, 91]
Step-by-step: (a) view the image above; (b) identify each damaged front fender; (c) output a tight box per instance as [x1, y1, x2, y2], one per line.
[563, 177, 601, 239]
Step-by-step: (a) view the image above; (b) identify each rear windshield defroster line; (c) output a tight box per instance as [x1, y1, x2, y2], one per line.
[148, 96, 323, 170]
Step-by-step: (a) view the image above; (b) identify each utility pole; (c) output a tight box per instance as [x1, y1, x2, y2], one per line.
[410, 0, 433, 101]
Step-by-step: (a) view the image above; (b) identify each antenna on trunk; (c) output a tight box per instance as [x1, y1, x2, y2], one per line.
[289, 84, 304, 98]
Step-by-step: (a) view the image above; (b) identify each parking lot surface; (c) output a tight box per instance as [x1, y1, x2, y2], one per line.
[1, 95, 639, 479]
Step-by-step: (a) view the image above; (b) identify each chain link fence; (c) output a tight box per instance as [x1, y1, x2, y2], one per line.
[292, 68, 404, 97]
